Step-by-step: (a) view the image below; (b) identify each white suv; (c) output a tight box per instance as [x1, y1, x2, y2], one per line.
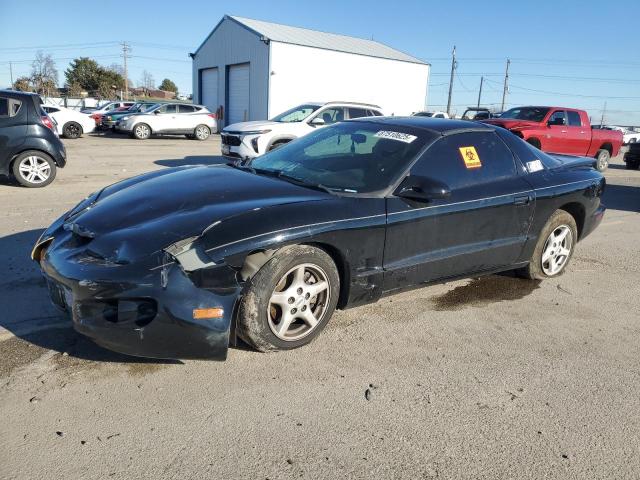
[119, 103, 218, 140]
[221, 101, 383, 159]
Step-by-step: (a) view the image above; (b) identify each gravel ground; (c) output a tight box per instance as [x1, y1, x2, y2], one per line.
[1, 132, 639, 479]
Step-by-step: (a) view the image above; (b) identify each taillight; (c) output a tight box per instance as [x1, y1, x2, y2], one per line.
[41, 115, 54, 131]
[208, 113, 217, 119]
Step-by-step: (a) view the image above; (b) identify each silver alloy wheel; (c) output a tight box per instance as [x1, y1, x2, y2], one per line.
[195, 125, 209, 140]
[18, 155, 51, 184]
[267, 263, 331, 341]
[541, 225, 573, 276]
[135, 124, 150, 139]
[597, 150, 610, 170]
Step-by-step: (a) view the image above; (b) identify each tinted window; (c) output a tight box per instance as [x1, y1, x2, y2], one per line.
[315, 107, 345, 125]
[348, 107, 370, 119]
[368, 110, 383, 117]
[251, 122, 434, 193]
[567, 111, 582, 126]
[496, 128, 562, 170]
[178, 105, 195, 113]
[412, 132, 516, 190]
[159, 104, 177, 114]
[548, 110, 567, 125]
[0, 97, 22, 117]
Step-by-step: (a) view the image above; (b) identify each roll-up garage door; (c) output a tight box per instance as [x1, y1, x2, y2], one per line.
[200, 68, 218, 113]
[227, 63, 250, 125]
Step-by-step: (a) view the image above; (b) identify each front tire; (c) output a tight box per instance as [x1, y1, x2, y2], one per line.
[133, 123, 151, 140]
[62, 121, 82, 139]
[12, 151, 56, 187]
[595, 149, 610, 171]
[238, 245, 340, 352]
[519, 210, 577, 280]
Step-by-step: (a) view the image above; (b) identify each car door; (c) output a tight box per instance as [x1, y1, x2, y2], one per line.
[152, 104, 177, 132]
[176, 104, 197, 132]
[564, 110, 590, 155]
[383, 130, 535, 291]
[0, 96, 27, 171]
[544, 110, 569, 154]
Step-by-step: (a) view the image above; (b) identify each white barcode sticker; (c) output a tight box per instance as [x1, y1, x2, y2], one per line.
[374, 131, 417, 143]
[526, 160, 544, 173]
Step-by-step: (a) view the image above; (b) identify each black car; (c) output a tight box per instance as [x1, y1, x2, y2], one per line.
[624, 142, 640, 170]
[0, 90, 66, 187]
[33, 117, 605, 360]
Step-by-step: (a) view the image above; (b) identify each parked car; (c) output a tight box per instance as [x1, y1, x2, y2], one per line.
[623, 128, 640, 145]
[483, 106, 622, 171]
[412, 111, 449, 119]
[118, 103, 218, 140]
[42, 105, 96, 139]
[624, 142, 640, 170]
[101, 102, 159, 130]
[33, 117, 605, 360]
[0, 90, 66, 187]
[461, 107, 496, 121]
[220, 101, 384, 159]
[82, 101, 136, 126]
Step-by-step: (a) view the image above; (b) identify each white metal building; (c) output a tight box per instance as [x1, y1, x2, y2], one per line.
[192, 15, 430, 126]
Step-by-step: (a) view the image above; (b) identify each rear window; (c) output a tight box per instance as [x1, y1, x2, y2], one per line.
[178, 105, 196, 113]
[0, 97, 22, 117]
[496, 128, 563, 169]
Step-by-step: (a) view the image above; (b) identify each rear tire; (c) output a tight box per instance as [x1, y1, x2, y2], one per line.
[133, 123, 151, 140]
[62, 121, 82, 139]
[237, 245, 340, 352]
[12, 151, 57, 188]
[518, 210, 577, 280]
[595, 149, 610, 171]
[194, 124, 210, 141]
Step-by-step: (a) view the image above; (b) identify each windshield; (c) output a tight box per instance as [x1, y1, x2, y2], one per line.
[499, 107, 550, 122]
[250, 122, 433, 193]
[271, 104, 320, 123]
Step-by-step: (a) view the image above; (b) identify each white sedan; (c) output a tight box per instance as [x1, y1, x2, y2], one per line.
[42, 105, 96, 139]
[119, 103, 218, 140]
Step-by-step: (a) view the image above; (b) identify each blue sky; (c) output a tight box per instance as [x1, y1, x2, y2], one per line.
[2, 0, 639, 125]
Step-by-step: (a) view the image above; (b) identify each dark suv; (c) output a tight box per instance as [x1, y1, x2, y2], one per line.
[0, 90, 66, 187]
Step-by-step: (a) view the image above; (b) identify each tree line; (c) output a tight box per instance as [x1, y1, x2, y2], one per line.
[12, 51, 179, 98]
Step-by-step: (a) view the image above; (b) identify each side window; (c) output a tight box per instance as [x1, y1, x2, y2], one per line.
[0, 97, 22, 117]
[412, 132, 517, 191]
[370, 110, 383, 116]
[316, 107, 345, 125]
[178, 105, 195, 113]
[348, 107, 369, 119]
[567, 111, 582, 127]
[548, 110, 567, 126]
[159, 104, 177, 114]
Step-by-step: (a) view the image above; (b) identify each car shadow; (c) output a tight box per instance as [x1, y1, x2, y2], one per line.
[603, 184, 640, 213]
[155, 155, 228, 168]
[0, 229, 179, 365]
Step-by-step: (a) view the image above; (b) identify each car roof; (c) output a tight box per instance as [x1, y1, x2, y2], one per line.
[0, 89, 40, 98]
[303, 101, 381, 109]
[352, 116, 494, 135]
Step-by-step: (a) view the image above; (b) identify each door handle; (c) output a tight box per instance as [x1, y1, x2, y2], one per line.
[514, 195, 532, 206]
[561, 130, 567, 133]
[580, 131, 586, 134]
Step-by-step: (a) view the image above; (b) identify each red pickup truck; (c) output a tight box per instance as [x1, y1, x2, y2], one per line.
[482, 106, 622, 171]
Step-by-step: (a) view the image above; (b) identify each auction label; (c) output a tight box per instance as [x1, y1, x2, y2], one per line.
[374, 131, 417, 143]
[459, 146, 482, 169]
[526, 159, 544, 173]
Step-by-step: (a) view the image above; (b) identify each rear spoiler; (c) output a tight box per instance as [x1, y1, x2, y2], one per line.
[549, 154, 596, 170]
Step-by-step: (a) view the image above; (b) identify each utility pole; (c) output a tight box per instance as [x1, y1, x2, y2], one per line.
[477, 76, 483, 108]
[446, 45, 456, 116]
[600, 101, 607, 126]
[501, 58, 510, 112]
[9, 62, 13, 88]
[121, 42, 130, 99]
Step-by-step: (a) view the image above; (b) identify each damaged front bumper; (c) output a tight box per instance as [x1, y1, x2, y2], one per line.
[38, 234, 241, 361]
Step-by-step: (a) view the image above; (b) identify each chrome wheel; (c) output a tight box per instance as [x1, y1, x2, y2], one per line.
[134, 124, 150, 139]
[541, 225, 573, 276]
[18, 156, 51, 184]
[596, 150, 610, 171]
[195, 125, 210, 140]
[267, 263, 331, 341]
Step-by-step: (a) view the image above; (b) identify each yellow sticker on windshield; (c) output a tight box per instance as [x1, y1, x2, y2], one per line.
[459, 146, 481, 169]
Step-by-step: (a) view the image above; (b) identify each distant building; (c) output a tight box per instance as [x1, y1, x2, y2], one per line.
[131, 87, 176, 99]
[192, 15, 430, 126]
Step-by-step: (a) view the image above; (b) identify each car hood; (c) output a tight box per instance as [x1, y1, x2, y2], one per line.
[223, 120, 291, 133]
[66, 166, 329, 262]
[482, 119, 541, 130]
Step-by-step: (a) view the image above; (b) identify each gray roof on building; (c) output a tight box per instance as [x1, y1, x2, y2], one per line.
[195, 15, 427, 65]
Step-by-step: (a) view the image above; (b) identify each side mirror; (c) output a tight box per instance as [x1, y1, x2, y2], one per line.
[394, 175, 451, 202]
[310, 117, 325, 126]
[154, 110, 161, 115]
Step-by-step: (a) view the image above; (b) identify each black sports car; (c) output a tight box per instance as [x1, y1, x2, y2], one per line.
[32, 117, 606, 360]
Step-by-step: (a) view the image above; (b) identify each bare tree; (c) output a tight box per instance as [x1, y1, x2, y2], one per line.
[31, 51, 58, 96]
[140, 70, 155, 94]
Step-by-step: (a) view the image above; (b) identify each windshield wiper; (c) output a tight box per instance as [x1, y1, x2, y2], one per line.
[276, 172, 335, 194]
